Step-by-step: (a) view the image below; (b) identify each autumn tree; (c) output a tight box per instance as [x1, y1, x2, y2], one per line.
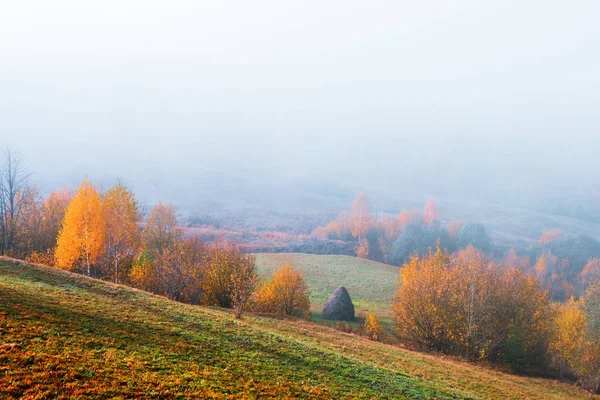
[534, 254, 548, 280]
[130, 249, 156, 293]
[231, 259, 259, 319]
[349, 192, 373, 241]
[38, 189, 73, 255]
[397, 209, 412, 233]
[391, 245, 453, 352]
[381, 215, 397, 238]
[550, 298, 587, 375]
[254, 261, 310, 318]
[143, 202, 181, 258]
[20, 188, 73, 266]
[550, 281, 600, 392]
[55, 179, 105, 276]
[202, 239, 257, 309]
[157, 238, 206, 302]
[422, 199, 439, 227]
[539, 229, 562, 245]
[502, 249, 531, 271]
[582, 258, 600, 292]
[392, 244, 551, 362]
[448, 247, 504, 358]
[364, 311, 383, 341]
[447, 220, 464, 239]
[102, 182, 142, 283]
[312, 212, 351, 240]
[356, 237, 369, 259]
[501, 266, 552, 368]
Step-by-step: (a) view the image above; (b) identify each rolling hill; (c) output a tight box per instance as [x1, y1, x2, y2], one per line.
[0, 258, 594, 399]
[255, 253, 399, 316]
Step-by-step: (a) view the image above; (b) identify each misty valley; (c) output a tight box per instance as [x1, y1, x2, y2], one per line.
[2, 1, 600, 398]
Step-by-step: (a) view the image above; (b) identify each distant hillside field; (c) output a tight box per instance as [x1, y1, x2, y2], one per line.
[0, 259, 595, 399]
[255, 253, 399, 316]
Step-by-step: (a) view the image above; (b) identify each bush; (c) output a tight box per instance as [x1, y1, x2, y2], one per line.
[202, 239, 257, 309]
[364, 311, 383, 341]
[254, 262, 310, 318]
[334, 321, 353, 333]
[504, 328, 528, 372]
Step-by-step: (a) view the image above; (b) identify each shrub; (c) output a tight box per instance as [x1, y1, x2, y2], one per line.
[254, 262, 310, 318]
[202, 239, 257, 309]
[334, 321, 353, 333]
[364, 311, 383, 341]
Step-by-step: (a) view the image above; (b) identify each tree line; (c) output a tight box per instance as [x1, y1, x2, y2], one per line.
[0, 148, 310, 319]
[312, 192, 492, 265]
[392, 244, 600, 393]
[315, 192, 600, 301]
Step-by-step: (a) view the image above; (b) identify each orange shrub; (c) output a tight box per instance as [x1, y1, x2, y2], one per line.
[254, 262, 310, 318]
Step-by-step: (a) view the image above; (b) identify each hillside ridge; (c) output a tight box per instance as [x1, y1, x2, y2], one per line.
[0, 257, 594, 399]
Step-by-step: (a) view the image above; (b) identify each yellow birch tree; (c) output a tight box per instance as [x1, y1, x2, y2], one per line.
[102, 182, 142, 283]
[55, 179, 105, 276]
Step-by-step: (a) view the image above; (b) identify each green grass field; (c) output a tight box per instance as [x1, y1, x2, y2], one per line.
[0, 258, 595, 399]
[255, 253, 399, 316]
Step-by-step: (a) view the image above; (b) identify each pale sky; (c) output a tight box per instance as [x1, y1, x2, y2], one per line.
[1, 1, 599, 207]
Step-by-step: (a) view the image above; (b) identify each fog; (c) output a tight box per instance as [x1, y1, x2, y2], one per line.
[1, 1, 599, 216]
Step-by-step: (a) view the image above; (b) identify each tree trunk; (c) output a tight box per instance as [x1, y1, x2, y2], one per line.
[86, 252, 91, 276]
[114, 244, 119, 284]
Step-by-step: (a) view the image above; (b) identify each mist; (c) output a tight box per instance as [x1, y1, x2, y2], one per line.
[2, 0, 599, 223]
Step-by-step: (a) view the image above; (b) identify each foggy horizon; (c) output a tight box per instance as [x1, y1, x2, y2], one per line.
[2, 1, 599, 210]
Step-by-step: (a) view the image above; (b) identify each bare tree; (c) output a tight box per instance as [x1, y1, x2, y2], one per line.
[0, 147, 31, 255]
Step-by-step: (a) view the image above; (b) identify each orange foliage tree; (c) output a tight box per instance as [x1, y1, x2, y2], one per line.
[364, 311, 383, 341]
[26, 189, 73, 266]
[392, 244, 551, 362]
[311, 212, 349, 240]
[550, 298, 587, 375]
[130, 249, 155, 293]
[549, 280, 600, 392]
[349, 192, 373, 241]
[202, 239, 257, 310]
[254, 261, 310, 317]
[422, 199, 439, 226]
[534, 255, 548, 280]
[539, 229, 562, 245]
[381, 215, 397, 238]
[447, 220, 464, 239]
[397, 209, 412, 232]
[102, 182, 142, 283]
[356, 237, 369, 259]
[155, 237, 207, 303]
[391, 245, 453, 352]
[40, 189, 73, 252]
[55, 179, 105, 276]
[582, 258, 600, 292]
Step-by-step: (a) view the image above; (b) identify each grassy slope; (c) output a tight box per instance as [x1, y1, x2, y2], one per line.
[255, 253, 398, 316]
[0, 259, 595, 399]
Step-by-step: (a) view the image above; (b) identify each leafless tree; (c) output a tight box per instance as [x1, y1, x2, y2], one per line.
[0, 147, 31, 255]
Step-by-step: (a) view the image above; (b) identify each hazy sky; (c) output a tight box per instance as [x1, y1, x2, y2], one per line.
[1, 1, 599, 205]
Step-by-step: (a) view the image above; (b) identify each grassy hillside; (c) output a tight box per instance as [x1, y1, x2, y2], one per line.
[0, 258, 595, 399]
[255, 253, 398, 316]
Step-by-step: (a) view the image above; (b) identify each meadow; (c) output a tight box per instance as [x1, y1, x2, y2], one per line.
[0, 258, 595, 399]
[255, 253, 399, 316]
